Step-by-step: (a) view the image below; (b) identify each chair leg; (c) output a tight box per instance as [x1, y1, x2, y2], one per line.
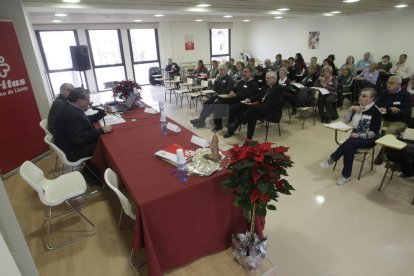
[333, 161, 337, 171]
[370, 148, 375, 171]
[118, 208, 124, 229]
[265, 121, 269, 141]
[358, 153, 368, 180]
[278, 123, 281, 136]
[130, 248, 146, 269]
[82, 162, 106, 196]
[378, 166, 390, 191]
[44, 201, 96, 250]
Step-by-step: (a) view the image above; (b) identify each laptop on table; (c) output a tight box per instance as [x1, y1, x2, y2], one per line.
[111, 93, 137, 112]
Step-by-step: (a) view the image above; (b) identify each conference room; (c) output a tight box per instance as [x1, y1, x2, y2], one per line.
[1, 0, 414, 275]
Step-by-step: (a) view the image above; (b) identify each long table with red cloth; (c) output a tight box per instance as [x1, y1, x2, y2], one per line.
[92, 108, 248, 276]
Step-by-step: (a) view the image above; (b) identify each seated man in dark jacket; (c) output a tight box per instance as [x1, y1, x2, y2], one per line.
[54, 88, 112, 162]
[374, 76, 412, 164]
[190, 65, 234, 130]
[224, 71, 285, 139]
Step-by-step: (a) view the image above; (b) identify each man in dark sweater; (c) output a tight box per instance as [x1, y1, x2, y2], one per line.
[190, 65, 234, 131]
[374, 76, 412, 164]
[54, 88, 112, 162]
[225, 71, 285, 139]
[47, 83, 74, 136]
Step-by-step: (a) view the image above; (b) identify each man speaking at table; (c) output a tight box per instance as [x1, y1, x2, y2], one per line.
[55, 87, 112, 163]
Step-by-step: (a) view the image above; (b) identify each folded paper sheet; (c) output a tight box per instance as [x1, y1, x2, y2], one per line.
[191, 135, 209, 148]
[167, 122, 181, 132]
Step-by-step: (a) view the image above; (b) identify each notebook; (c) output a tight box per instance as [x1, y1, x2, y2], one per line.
[111, 93, 137, 112]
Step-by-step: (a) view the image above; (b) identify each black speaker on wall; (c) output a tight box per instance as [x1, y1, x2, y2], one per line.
[70, 45, 91, 71]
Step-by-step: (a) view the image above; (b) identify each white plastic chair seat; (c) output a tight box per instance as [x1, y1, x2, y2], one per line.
[43, 172, 87, 206]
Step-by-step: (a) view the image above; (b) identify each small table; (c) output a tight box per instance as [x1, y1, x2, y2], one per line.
[324, 121, 352, 145]
[375, 134, 408, 192]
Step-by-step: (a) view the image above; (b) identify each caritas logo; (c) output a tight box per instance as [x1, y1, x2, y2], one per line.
[0, 56, 28, 97]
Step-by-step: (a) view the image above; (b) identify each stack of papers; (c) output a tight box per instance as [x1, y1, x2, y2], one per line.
[99, 114, 126, 126]
[154, 143, 195, 165]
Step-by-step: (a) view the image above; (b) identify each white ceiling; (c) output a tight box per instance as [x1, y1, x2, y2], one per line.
[23, 0, 414, 24]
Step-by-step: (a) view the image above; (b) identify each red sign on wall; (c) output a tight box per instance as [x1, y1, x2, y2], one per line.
[0, 20, 48, 175]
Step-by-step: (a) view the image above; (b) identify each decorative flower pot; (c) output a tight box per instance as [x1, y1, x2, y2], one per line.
[232, 232, 268, 270]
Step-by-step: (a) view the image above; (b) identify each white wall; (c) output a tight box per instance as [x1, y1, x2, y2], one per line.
[246, 9, 414, 70]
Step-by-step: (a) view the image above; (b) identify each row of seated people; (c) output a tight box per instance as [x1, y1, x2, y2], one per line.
[189, 65, 285, 140]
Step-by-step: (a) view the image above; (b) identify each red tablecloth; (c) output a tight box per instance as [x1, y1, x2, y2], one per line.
[92, 109, 248, 276]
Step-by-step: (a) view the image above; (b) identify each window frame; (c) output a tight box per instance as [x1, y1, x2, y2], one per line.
[127, 28, 161, 85]
[209, 28, 231, 62]
[86, 29, 127, 92]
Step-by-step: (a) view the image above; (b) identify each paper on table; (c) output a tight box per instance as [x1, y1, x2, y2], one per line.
[324, 122, 352, 130]
[292, 83, 305, 88]
[191, 135, 209, 148]
[144, 107, 158, 114]
[311, 87, 330, 95]
[167, 122, 181, 132]
[240, 100, 259, 105]
[99, 114, 126, 126]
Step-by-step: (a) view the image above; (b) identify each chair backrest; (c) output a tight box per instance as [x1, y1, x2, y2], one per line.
[19, 161, 49, 205]
[186, 78, 193, 85]
[200, 80, 208, 88]
[104, 168, 136, 220]
[174, 75, 181, 82]
[39, 119, 52, 137]
[44, 134, 69, 164]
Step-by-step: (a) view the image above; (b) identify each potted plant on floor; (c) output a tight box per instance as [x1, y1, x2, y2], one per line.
[222, 140, 294, 269]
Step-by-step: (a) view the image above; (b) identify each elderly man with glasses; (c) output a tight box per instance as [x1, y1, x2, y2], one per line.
[47, 83, 74, 136]
[190, 64, 234, 131]
[374, 76, 412, 164]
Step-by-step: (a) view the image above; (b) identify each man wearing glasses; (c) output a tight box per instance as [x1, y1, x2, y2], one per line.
[190, 64, 234, 131]
[374, 76, 412, 164]
[54, 88, 112, 163]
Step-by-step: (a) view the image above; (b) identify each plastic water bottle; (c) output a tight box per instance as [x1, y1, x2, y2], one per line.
[160, 111, 167, 136]
[176, 149, 188, 183]
[158, 100, 164, 113]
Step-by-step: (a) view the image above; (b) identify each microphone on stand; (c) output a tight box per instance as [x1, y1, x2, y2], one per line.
[91, 105, 108, 126]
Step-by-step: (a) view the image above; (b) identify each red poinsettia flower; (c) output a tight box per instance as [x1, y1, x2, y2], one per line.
[250, 189, 261, 203]
[260, 193, 270, 203]
[113, 80, 142, 100]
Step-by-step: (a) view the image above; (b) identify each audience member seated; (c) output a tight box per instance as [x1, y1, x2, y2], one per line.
[190, 65, 234, 131]
[390, 54, 410, 87]
[248, 58, 256, 75]
[374, 76, 412, 164]
[189, 59, 208, 78]
[165, 58, 181, 78]
[310, 56, 321, 72]
[229, 58, 238, 74]
[47, 82, 74, 136]
[223, 71, 285, 140]
[54, 88, 112, 163]
[337, 67, 354, 106]
[377, 55, 393, 91]
[354, 63, 379, 92]
[327, 54, 338, 75]
[274, 54, 283, 72]
[264, 59, 275, 72]
[219, 67, 259, 138]
[225, 61, 234, 79]
[315, 66, 339, 123]
[233, 61, 245, 80]
[377, 55, 393, 73]
[206, 60, 219, 79]
[356, 52, 372, 73]
[408, 74, 414, 95]
[320, 88, 382, 185]
[293, 53, 308, 82]
[254, 66, 266, 91]
[338, 55, 357, 77]
[291, 64, 320, 108]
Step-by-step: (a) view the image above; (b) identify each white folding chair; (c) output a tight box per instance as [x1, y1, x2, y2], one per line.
[104, 168, 145, 269]
[19, 161, 96, 250]
[39, 119, 52, 137]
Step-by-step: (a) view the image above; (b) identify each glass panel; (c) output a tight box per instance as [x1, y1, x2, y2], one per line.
[211, 29, 229, 56]
[39, 31, 77, 70]
[95, 66, 126, 91]
[130, 29, 158, 62]
[133, 62, 160, 85]
[88, 30, 123, 66]
[48, 71, 86, 96]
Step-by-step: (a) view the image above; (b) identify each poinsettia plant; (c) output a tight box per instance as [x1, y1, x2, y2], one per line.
[223, 140, 294, 242]
[112, 80, 142, 100]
